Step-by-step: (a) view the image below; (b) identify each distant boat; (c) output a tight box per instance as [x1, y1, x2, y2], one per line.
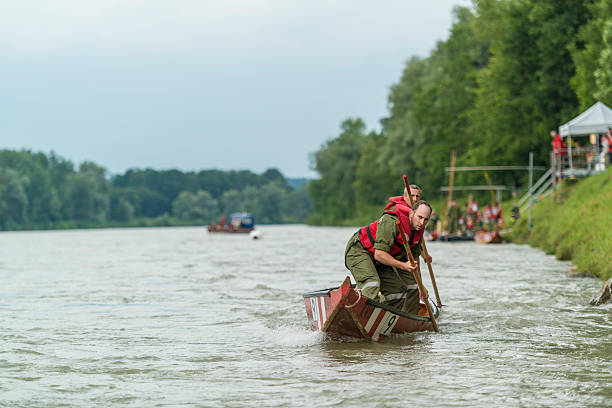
[208, 212, 255, 233]
[424, 230, 440, 241]
[303, 277, 440, 341]
[474, 230, 502, 244]
[432, 232, 475, 242]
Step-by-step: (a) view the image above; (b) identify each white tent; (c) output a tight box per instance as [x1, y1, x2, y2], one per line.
[559, 101, 612, 136]
[558, 101, 612, 174]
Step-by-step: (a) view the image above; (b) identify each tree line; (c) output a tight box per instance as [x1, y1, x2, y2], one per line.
[308, 0, 612, 225]
[0, 149, 310, 230]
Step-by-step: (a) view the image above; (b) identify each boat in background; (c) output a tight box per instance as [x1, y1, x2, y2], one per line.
[424, 230, 440, 241]
[474, 230, 502, 244]
[208, 212, 255, 233]
[433, 232, 474, 242]
[303, 277, 440, 341]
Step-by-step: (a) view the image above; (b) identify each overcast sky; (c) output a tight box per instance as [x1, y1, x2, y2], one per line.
[0, 0, 469, 178]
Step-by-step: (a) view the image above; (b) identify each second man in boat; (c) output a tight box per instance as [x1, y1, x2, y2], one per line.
[344, 186, 432, 314]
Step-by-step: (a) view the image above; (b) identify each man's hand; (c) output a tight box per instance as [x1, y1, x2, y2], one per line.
[423, 254, 433, 264]
[402, 260, 418, 273]
[419, 287, 429, 300]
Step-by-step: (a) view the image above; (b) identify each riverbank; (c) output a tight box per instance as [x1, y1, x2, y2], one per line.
[509, 168, 612, 281]
[0, 216, 200, 232]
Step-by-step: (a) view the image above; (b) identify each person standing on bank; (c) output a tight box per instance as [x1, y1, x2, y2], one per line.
[607, 128, 612, 164]
[344, 198, 432, 315]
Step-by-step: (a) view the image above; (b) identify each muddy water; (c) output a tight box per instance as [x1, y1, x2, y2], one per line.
[1, 226, 610, 407]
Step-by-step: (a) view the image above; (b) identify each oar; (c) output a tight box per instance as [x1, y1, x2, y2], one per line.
[402, 175, 443, 307]
[396, 219, 439, 332]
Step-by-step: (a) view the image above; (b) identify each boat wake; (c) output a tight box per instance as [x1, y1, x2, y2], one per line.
[267, 324, 326, 347]
[246, 320, 326, 347]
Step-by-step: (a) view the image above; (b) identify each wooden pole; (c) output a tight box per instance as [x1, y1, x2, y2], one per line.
[402, 175, 443, 307]
[396, 220, 439, 332]
[528, 151, 533, 229]
[447, 150, 456, 204]
[420, 244, 442, 307]
[443, 150, 456, 232]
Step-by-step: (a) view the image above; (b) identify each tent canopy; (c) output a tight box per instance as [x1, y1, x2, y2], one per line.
[559, 101, 612, 136]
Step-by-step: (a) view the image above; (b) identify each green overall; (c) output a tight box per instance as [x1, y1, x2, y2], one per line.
[344, 213, 422, 314]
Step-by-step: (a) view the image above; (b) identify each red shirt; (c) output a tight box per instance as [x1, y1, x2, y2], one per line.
[552, 134, 565, 153]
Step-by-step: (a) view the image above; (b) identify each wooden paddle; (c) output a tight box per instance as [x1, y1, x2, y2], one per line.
[396, 219, 438, 332]
[444, 150, 456, 232]
[402, 175, 443, 307]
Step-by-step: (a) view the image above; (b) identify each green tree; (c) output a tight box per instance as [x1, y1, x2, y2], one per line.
[0, 167, 30, 227]
[0, 150, 61, 225]
[172, 190, 218, 222]
[353, 133, 396, 213]
[382, 6, 489, 193]
[219, 189, 244, 216]
[109, 192, 135, 222]
[308, 118, 369, 224]
[280, 183, 311, 223]
[570, 0, 612, 108]
[469, 0, 589, 189]
[65, 162, 109, 222]
[255, 182, 286, 224]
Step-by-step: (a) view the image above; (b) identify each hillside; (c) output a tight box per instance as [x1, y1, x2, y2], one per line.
[511, 168, 612, 281]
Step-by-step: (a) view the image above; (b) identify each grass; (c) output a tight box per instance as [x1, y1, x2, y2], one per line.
[509, 168, 612, 281]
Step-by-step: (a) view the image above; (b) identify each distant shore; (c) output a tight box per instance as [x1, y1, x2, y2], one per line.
[509, 168, 612, 281]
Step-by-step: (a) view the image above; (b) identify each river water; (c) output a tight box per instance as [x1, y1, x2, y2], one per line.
[1, 225, 610, 407]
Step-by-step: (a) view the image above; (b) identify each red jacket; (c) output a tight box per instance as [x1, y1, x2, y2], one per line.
[358, 197, 423, 256]
[553, 134, 565, 154]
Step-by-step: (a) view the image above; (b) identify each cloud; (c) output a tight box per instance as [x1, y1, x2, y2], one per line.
[0, 0, 469, 177]
[0, 0, 466, 57]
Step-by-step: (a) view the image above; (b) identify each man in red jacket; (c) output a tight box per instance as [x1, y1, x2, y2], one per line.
[551, 130, 565, 155]
[607, 128, 612, 164]
[344, 199, 432, 314]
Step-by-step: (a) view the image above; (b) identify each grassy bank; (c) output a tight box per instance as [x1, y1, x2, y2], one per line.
[510, 168, 612, 281]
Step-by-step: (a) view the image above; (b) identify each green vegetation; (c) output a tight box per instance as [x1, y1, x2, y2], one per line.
[510, 168, 612, 281]
[309, 0, 612, 224]
[0, 149, 310, 230]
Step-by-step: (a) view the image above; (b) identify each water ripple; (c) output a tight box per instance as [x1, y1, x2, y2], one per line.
[0, 226, 609, 407]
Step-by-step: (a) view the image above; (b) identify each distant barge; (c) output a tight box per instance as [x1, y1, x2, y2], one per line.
[208, 212, 255, 233]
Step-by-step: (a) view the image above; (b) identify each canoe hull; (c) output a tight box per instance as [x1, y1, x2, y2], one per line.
[303, 277, 440, 341]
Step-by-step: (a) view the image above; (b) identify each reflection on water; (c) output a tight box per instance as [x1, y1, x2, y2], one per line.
[0, 226, 610, 407]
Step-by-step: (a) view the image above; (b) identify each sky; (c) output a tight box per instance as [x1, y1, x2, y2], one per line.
[0, 0, 469, 178]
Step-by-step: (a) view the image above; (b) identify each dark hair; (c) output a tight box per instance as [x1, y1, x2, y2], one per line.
[412, 200, 432, 213]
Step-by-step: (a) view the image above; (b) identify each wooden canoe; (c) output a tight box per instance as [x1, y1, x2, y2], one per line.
[303, 277, 440, 341]
[474, 230, 502, 244]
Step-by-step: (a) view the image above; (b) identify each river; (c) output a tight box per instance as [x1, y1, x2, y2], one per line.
[1, 225, 610, 407]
